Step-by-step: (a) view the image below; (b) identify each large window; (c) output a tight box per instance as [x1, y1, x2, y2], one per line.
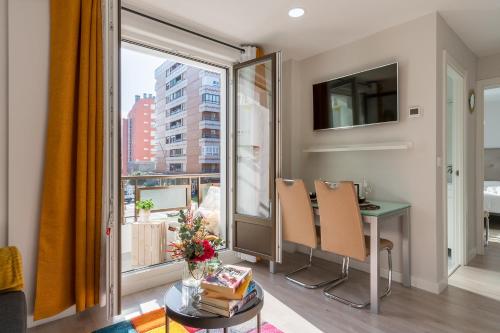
[120, 43, 226, 274]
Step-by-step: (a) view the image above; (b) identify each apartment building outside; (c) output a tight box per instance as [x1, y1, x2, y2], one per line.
[154, 61, 221, 174]
[121, 93, 156, 175]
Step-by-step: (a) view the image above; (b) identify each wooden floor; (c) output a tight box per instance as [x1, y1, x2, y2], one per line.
[29, 252, 500, 333]
[449, 223, 500, 302]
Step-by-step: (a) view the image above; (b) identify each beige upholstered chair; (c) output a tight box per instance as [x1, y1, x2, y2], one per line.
[276, 178, 338, 288]
[314, 180, 393, 308]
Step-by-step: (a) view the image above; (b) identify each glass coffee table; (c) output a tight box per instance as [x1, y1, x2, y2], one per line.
[164, 281, 264, 333]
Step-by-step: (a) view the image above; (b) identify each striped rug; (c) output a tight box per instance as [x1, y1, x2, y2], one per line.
[94, 308, 283, 333]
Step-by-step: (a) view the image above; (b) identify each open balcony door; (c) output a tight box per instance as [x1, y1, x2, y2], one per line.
[232, 52, 282, 265]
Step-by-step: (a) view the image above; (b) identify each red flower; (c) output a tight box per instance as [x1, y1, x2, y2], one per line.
[193, 240, 215, 262]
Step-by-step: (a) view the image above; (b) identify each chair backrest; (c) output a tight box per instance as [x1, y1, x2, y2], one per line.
[276, 179, 317, 248]
[314, 180, 366, 261]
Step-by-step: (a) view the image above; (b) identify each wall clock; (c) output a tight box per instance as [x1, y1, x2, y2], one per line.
[468, 90, 476, 113]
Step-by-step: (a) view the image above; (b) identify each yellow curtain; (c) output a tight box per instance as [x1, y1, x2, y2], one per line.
[34, 0, 103, 321]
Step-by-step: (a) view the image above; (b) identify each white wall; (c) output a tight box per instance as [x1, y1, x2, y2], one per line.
[7, 0, 50, 327]
[435, 14, 477, 283]
[484, 98, 500, 148]
[284, 14, 441, 292]
[477, 53, 500, 81]
[0, 0, 8, 248]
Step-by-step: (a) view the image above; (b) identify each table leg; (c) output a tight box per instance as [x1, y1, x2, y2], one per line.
[165, 314, 169, 333]
[223, 328, 229, 333]
[257, 311, 261, 333]
[269, 261, 277, 274]
[369, 216, 380, 314]
[402, 208, 411, 288]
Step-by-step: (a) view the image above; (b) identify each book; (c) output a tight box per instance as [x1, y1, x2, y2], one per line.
[199, 289, 257, 317]
[201, 265, 252, 295]
[201, 280, 256, 307]
[202, 274, 253, 300]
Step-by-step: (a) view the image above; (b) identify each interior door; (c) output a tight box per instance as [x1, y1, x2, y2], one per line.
[446, 63, 465, 274]
[233, 52, 282, 262]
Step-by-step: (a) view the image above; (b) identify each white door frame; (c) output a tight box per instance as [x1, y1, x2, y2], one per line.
[475, 77, 500, 255]
[442, 51, 467, 274]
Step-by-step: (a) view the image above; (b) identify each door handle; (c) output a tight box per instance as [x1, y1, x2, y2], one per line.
[455, 170, 459, 176]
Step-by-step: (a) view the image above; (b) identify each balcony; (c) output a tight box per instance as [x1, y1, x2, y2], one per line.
[166, 109, 187, 121]
[121, 173, 221, 273]
[165, 124, 186, 136]
[199, 85, 220, 95]
[199, 155, 220, 164]
[199, 102, 220, 113]
[199, 119, 220, 130]
[166, 154, 187, 162]
[166, 64, 187, 80]
[164, 139, 187, 149]
[165, 95, 187, 109]
[166, 78, 188, 96]
[199, 137, 220, 146]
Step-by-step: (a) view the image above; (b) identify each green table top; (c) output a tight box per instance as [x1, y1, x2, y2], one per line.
[312, 200, 410, 217]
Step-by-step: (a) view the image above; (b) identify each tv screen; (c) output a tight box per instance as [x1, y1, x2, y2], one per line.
[313, 63, 398, 130]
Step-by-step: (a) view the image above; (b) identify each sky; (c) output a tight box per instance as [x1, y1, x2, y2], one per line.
[121, 48, 166, 118]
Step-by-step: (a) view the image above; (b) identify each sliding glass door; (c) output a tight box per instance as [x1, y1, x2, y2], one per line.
[233, 53, 282, 262]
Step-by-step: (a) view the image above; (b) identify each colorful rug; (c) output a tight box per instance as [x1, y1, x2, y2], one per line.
[94, 308, 283, 333]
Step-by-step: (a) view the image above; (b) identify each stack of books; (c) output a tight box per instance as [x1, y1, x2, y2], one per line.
[199, 265, 256, 317]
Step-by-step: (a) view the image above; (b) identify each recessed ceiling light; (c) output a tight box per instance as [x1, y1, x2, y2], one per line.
[288, 7, 305, 18]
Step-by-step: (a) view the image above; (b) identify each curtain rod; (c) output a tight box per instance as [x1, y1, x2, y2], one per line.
[121, 6, 245, 53]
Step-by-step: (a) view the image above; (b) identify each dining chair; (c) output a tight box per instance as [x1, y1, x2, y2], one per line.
[276, 178, 340, 289]
[314, 180, 393, 308]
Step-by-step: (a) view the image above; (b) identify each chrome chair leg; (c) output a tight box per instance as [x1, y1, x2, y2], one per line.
[381, 248, 392, 298]
[285, 248, 343, 289]
[324, 249, 393, 308]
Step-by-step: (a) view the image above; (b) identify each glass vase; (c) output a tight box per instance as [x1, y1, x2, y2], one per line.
[182, 260, 207, 289]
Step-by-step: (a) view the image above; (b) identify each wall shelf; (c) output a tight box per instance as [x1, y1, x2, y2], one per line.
[303, 141, 413, 153]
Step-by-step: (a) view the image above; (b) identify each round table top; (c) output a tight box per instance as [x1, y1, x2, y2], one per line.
[164, 281, 264, 329]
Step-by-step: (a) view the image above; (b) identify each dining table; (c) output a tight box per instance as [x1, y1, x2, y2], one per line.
[312, 200, 411, 314]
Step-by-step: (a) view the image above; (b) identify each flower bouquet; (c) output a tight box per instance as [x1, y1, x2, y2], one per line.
[169, 209, 224, 288]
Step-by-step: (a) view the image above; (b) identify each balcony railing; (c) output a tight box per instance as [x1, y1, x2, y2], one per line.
[121, 173, 221, 273]
[199, 102, 220, 113]
[199, 119, 220, 130]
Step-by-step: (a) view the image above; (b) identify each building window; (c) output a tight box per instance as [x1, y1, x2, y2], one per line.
[165, 74, 183, 90]
[202, 146, 219, 156]
[169, 163, 183, 172]
[169, 148, 183, 157]
[202, 112, 219, 121]
[202, 93, 220, 105]
[166, 133, 184, 144]
[169, 119, 183, 129]
[166, 63, 181, 77]
[202, 130, 219, 139]
[201, 164, 219, 173]
[168, 104, 184, 116]
[166, 88, 184, 103]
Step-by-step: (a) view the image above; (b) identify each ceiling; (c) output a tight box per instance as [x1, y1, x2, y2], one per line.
[123, 0, 500, 60]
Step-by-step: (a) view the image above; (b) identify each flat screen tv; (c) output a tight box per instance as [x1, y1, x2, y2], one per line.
[313, 63, 398, 130]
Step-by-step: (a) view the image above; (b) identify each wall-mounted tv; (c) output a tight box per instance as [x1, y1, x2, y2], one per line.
[313, 63, 398, 130]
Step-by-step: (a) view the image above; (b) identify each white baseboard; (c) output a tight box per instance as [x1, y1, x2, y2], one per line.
[121, 250, 241, 296]
[292, 246, 442, 295]
[467, 247, 477, 263]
